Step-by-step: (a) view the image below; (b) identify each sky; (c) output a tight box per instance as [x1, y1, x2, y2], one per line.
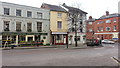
[0, 0, 119, 19]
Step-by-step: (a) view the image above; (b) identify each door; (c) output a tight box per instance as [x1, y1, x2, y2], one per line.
[52, 35, 54, 44]
[64, 36, 66, 44]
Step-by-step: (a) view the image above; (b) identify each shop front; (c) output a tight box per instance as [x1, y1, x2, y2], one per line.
[1, 32, 48, 45]
[51, 32, 68, 45]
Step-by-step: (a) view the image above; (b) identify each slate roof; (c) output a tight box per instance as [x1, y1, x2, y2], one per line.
[62, 4, 87, 14]
[98, 13, 120, 20]
[42, 3, 67, 12]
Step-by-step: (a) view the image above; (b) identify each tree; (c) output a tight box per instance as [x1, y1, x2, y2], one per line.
[62, 3, 87, 47]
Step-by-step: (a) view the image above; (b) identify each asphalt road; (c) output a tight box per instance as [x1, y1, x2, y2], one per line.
[2, 43, 119, 66]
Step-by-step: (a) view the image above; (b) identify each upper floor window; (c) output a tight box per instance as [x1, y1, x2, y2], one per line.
[113, 25, 117, 31]
[16, 22, 21, 32]
[97, 21, 103, 24]
[16, 9, 21, 16]
[106, 27, 111, 31]
[80, 20, 82, 24]
[98, 26, 103, 32]
[80, 28, 83, 33]
[88, 22, 92, 24]
[113, 19, 117, 22]
[106, 20, 111, 23]
[57, 13, 62, 18]
[37, 22, 42, 32]
[4, 21, 10, 31]
[27, 23, 32, 32]
[57, 21, 62, 29]
[27, 11, 32, 17]
[37, 12, 42, 19]
[4, 8, 10, 15]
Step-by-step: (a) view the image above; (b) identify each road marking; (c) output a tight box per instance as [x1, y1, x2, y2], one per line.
[111, 57, 120, 64]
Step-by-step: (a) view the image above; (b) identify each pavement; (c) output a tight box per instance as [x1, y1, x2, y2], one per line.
[1, 44, 104, 50]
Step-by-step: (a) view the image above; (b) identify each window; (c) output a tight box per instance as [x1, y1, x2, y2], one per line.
[27, 23, 32, 32]
[113, 19, 117, 22]
[72, 27, 75, 32]
[114, 25, 117, 31]
[27, 11, 32, 17]
[37, 12, 42, 18]
[98, 26, 103, 32]
[80, 28, 83, 32]
[88, 29, 92, 32]
[80, 20, 82, 24]
[37, 22, 42, 32]
[106, 20, 111, 23]
[4, 8, 10, 15]
[106, 27, 111, 31]
[88, 22, 92, 24]
[97, 21, 103, 24]
[16, 9, 21, 16]
[16, 22, 21, 32]
[57, 13, 62, 18]
[4, 21, 10, 31]
[57, 21, 62, 29]
[74, 36, 80, 41]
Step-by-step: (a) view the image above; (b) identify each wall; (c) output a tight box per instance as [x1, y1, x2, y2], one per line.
[50, 11, 68, 32]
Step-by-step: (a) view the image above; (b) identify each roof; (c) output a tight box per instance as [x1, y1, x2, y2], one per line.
[42, 3, 67, 12]
[98, 13, 120, 20]
[62, 4, 87, 14]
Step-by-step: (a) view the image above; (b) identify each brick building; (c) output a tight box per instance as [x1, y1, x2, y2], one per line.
[94, 11, 120, 41]
[86, 16, 96, 40]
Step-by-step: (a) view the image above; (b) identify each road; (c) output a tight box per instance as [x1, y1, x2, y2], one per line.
[2, 43, 119, 66]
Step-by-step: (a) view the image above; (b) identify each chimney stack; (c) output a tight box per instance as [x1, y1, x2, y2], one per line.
[106, 11, 109, 16]
[89, 16, 92, 19]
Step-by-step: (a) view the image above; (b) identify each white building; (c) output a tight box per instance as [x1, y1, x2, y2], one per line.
[0, 1, 50, 45]
[61, 3, 87, 45]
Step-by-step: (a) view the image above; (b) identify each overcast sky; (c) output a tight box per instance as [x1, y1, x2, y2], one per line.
[0, 0, 119, 19]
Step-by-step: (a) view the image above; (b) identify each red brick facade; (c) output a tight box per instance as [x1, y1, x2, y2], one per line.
[87, 12, 120, 42]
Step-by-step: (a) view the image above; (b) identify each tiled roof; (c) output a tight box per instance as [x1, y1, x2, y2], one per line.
[42, 3, 67, 12]
[98, 13, 120, 20]
[63, 5, 87, 14]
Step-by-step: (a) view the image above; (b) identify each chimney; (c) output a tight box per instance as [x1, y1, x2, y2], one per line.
[106, 11, 109, 16]
[62, 3, 66, 6]
[89, 16, 92, 19]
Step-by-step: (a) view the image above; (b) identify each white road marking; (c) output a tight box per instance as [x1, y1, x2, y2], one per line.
[111, 57, 120, 64]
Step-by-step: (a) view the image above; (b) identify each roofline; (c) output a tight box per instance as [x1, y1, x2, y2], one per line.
[96, 16, 120, 20]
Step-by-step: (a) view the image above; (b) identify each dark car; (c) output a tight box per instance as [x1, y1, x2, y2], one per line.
[86, 39, 99, 46]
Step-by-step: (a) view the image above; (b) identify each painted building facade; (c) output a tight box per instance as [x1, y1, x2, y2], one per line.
[94, 11, 120, 41]
[0, 2, 50, 45]
[61, 3, 87, 45]
[41, 3, 68, 45]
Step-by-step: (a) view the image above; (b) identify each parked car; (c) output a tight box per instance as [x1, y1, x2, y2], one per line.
[102, 39, 115, 44]
[86, 39, 99, 46]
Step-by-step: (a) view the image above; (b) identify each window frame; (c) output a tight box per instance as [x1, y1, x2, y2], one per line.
[4, 8, 10, 15]
[16, 9, 22, 16]
[27, 11, 32, 17]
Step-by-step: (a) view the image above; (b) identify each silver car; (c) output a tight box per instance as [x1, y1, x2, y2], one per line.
[102, 39, 115, 44]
